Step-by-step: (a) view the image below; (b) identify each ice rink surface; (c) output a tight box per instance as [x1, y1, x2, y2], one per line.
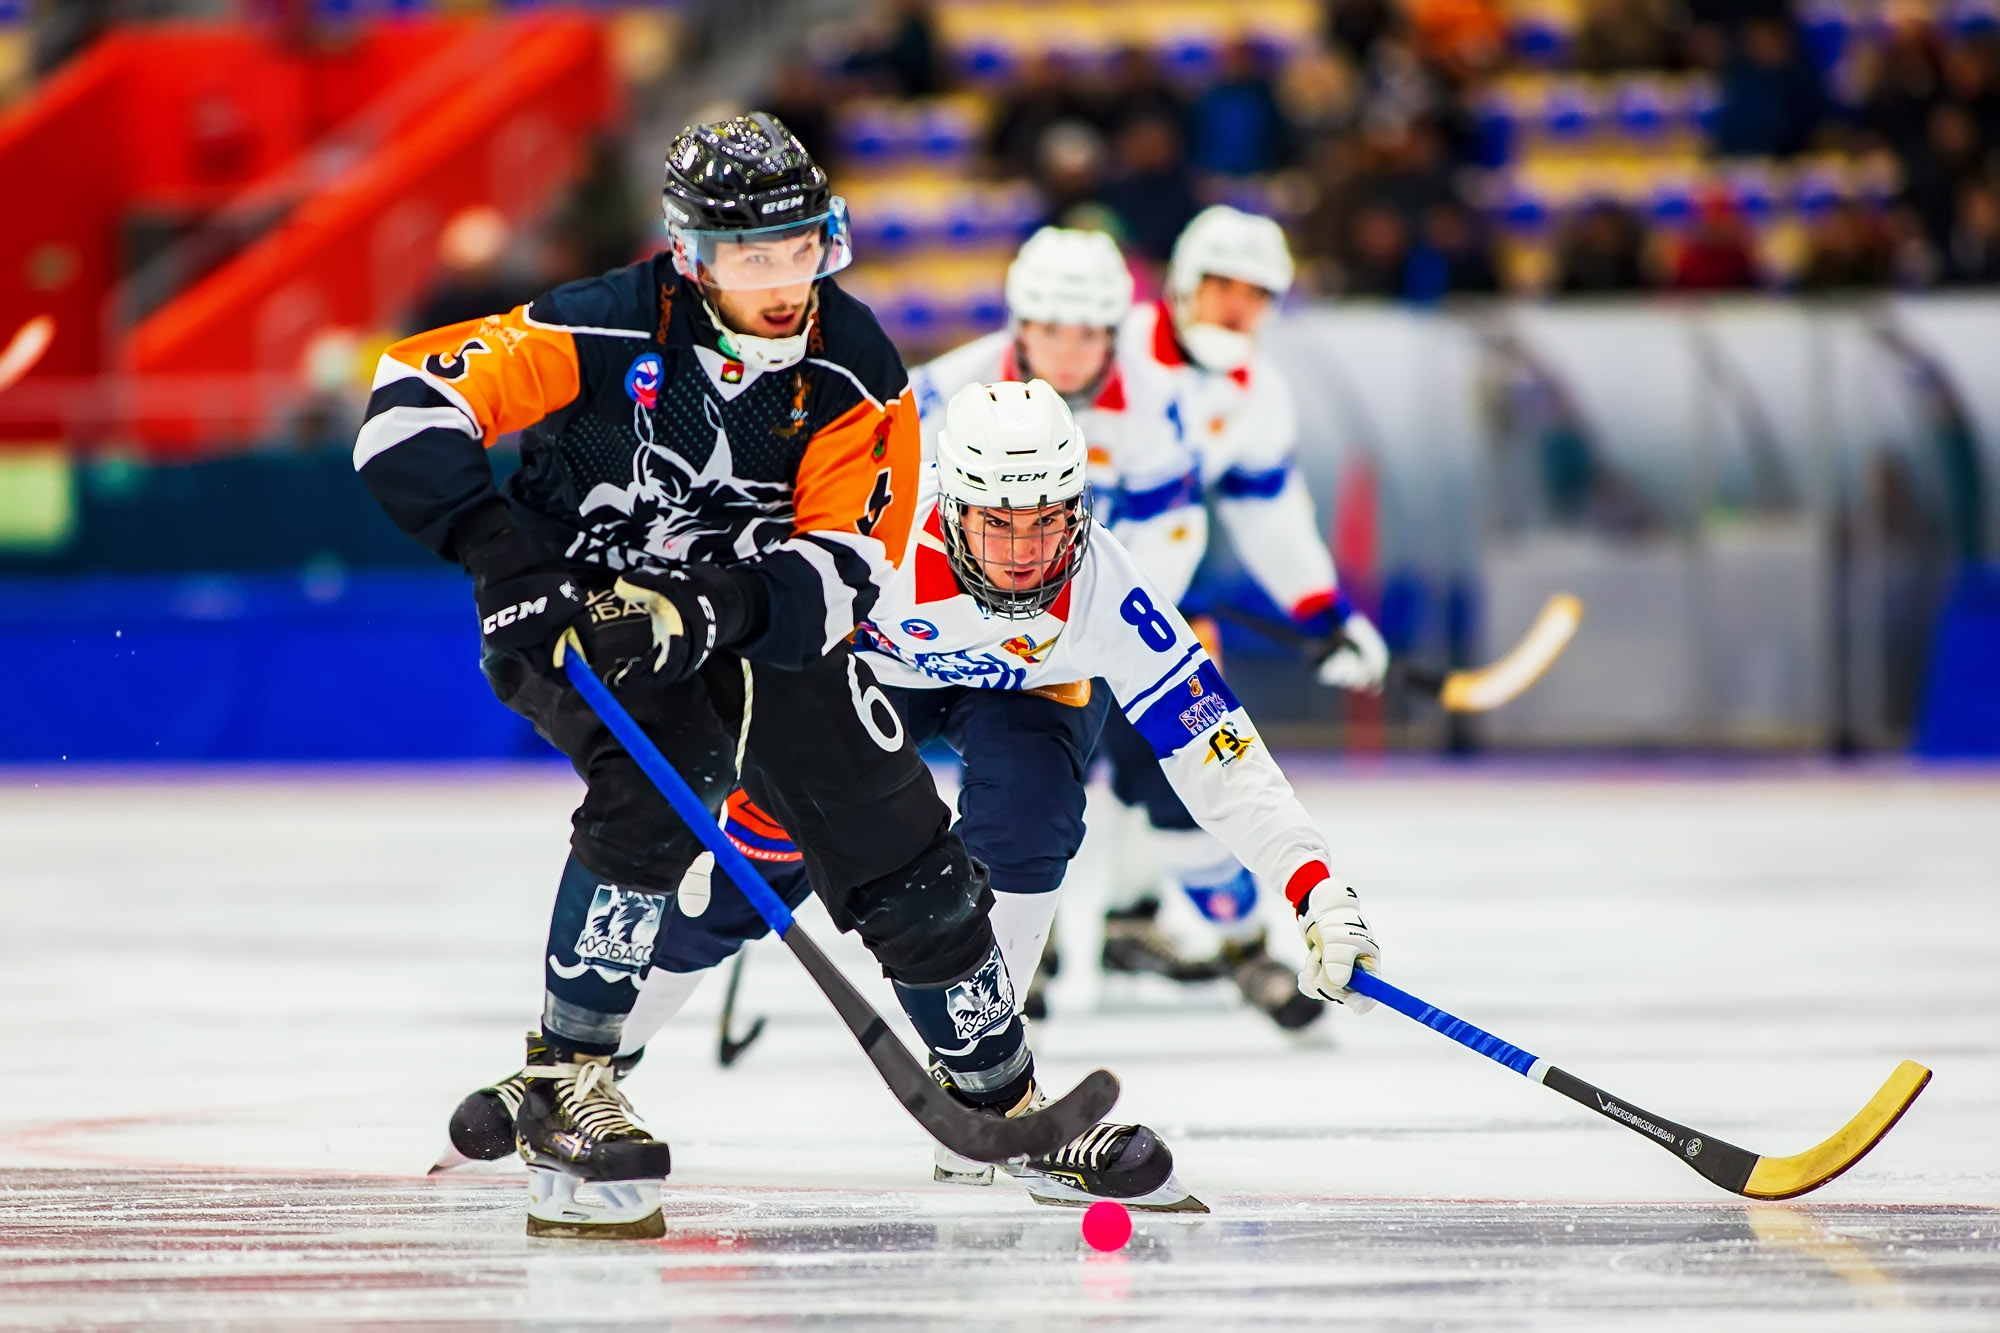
[1, 761, 1996, 1329]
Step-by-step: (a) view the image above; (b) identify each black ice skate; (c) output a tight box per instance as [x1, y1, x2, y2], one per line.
[514, 1034, 670, 1239]
[428, 1036, 643, 1173]
[1224, 933, 1326, 1031]
[1100, 897, 1228, 982]
[930, 1065, 1207, 1213]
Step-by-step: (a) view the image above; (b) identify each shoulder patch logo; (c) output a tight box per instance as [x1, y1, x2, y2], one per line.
[901, 619, 939, 641]
[1202, 723, 1257, 767]
[624, 353, 664, 410]
[721, 359, 744, 384]
[1001, 630, 1060, 663]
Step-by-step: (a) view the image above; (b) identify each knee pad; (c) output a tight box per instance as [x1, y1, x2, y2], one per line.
[842, 833, 996, 987]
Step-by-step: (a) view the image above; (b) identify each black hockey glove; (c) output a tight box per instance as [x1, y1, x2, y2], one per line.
[455, 502, 647, 679]
[610, 564, 764, 686]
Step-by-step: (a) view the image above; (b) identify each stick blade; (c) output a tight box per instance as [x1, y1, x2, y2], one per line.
[1742, 1061, 1932, 1200]
[949, 1069, 1123, 1164]
[1439, 593, 1583, 712]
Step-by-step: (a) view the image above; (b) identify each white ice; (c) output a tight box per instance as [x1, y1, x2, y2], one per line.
[1, 762, 1996, 1328]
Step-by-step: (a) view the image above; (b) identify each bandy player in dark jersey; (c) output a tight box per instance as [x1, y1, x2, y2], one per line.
[354, 115, 1123, 1237]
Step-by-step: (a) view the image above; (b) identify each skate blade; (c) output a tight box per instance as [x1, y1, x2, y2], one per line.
[428, 1143, 474, 1175]
[1022, 1171, 1209, 1214]
[525, 1167, 665, 1239]
[933, 1146, 996, 1186]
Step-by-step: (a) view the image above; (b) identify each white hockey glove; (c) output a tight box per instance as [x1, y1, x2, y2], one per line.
[1316, 611, 1390, 692]
[1295, 882, 1382, 1013]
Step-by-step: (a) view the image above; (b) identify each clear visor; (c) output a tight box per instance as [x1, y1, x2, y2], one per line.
[669, 199, 852, 291]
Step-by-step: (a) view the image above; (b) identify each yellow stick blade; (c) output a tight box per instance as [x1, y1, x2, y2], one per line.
[1743, 1061, 1932, 1200]
[1440, 593, 1584, 712]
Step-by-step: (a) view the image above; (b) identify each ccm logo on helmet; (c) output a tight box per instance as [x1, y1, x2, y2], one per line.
[483, 597, 548, 634]
[760, 195, 804, 214]
[999, 471, 1049, 482]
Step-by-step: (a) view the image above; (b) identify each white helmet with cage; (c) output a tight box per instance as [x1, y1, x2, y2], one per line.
[1166, 205, 1293, 371]
[934, 380, 1094, 619]
[1005, 227, 1135, 329]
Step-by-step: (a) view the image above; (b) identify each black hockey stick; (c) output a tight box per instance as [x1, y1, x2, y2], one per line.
[1208, 594, 1583, 713]
[716, 949, 765, 1068]
[563, 654, 1119, 1162]
[1348, 970, 1930, 1199]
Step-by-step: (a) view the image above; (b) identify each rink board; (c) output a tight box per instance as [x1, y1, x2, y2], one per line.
[0, 766, 1995, 1327]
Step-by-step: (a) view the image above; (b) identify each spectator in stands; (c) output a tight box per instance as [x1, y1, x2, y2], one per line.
[1087, 46, 1187, 143]
[1796, 200, 1894, 291]
[408, 207, 536, 333]
[1861, 18, 1944, 164]
[1556, 201, 1652, 293]
[1188, 40, 1298, 177]
[987, 53, 1094, 181]
[1573, 0, 1678, 75]
[1099, 115, 1201, 263]
[548, 134, 644, 282]
[1405, 202, 1500, 298]
[1341, 203, 1414, 296]
[1942, 35, 2000, 156]
[1405, 0, 1506, 81]
[763, 58, 835, 166]
[1944, 180, 2000, 284]
[1036, 122, 1111, 232]
[1324, 0, 1398, 65]
[1712, 18, 1830, 159]
[1905, 102, 1986, 249]
[1671, 190, 1760, 290]
[842, 0, 943, 99]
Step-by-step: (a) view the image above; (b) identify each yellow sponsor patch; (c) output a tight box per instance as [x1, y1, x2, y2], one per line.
[1202, 723, 1256, 767]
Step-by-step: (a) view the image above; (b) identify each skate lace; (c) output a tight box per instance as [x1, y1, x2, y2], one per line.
[533, 1061, 645, 1140]
[1049, 1121, 1128, 1172]
[491, 1071, 528, 1118]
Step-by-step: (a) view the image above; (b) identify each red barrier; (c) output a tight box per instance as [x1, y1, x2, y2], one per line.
[0, 16, 610, 452]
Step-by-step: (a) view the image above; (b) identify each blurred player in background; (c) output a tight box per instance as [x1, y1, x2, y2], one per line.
[1093, 204, 1391, 1022]
[446, 380, 1386, 1212]
[357, 114, 1105, 1238]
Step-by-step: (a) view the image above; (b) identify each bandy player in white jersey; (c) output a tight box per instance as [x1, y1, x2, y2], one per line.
[442, 380, 1387, 1211]
[1088, 206, 1393, 1008]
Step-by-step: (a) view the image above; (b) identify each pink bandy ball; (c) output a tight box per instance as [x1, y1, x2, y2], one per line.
[1080, 1199, 1132, 1251]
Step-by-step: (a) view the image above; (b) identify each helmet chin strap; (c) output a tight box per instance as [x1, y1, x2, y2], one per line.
[1170, 292, 1256, 372]
[702, 289, 817, 373]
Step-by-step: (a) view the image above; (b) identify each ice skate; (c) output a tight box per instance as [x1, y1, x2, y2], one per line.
[1223, 932, 1326, 1031]
[514, 1035, 669, 1239]
[1101, 897, 1226, 982]
[429, 1037, 643, 1173]
[930, 1065, 1207, 1212]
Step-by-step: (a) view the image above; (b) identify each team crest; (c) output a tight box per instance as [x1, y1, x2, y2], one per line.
[1202, 723, 1257, 767]
[720, 359, 744, 384]
[902, 619, 940, 641]
[1001, 630, 1059, 663]
[1188, 675, 1204, 697]
[624, 353, 664, 410]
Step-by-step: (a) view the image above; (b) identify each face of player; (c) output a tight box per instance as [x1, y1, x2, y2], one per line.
[703, 233, 825, 338]
[1191, 275, 1274, 335]
[1016, 322, 1115, 396]
[962, 501, 1077, 593]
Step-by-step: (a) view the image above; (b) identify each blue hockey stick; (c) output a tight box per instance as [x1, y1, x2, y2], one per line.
[560, 652, 1118, 1161]
[1344, 969, 1928, 1198]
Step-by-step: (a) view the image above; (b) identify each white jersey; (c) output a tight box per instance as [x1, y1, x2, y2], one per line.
[856, 495, 1335, 902]
[1110, 301, 1337, 618]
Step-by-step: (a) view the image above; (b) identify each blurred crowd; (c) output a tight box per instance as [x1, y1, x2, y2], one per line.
[776, 0, 2000, 298]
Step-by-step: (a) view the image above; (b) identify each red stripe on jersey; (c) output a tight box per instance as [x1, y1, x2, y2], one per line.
[1051, 579, 1073, 621]
[1285, 861, 1331, 911]
[1092, 365, 1125, 411]
[1149, 300, 1186, 367]
[1292, 590, 1335, 622]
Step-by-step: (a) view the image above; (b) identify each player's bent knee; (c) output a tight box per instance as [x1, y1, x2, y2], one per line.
[845, 833, 996, 987]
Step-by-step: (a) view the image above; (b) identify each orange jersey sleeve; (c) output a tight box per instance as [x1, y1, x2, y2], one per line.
[378, 306, 582, 445]
[791, 385, 921, 565]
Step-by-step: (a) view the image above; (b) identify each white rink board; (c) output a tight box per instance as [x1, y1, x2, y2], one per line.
[1, 764, 1996, 1328]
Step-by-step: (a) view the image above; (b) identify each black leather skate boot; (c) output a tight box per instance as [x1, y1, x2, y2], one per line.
[1223, 932, 1327, 1031]
[931, 1064, 1208, 1212]
[515, 1034, 669, 1238]
[1101, 897, 1227, 982]
[430, 1036, 643, 1173]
